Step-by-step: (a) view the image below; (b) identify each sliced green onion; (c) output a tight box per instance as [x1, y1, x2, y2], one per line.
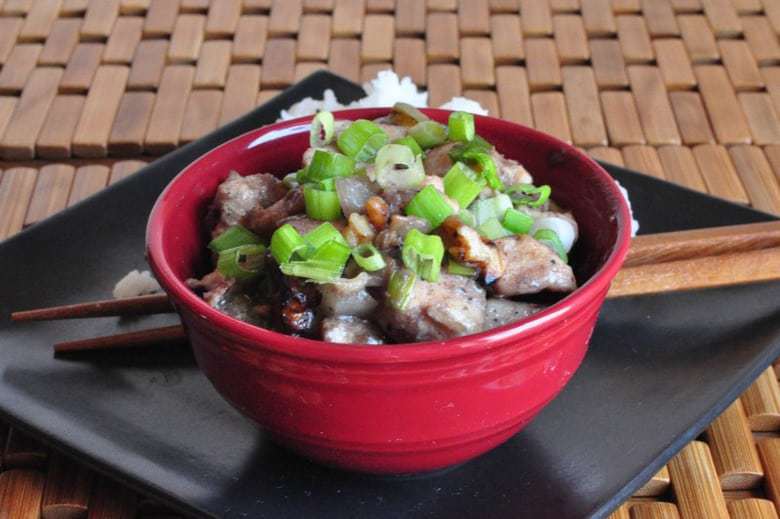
[304, 222, 347, 250]
[390, 102, 429, 126]
[304, 184, 342, 221]
[283, 171, 300, 189]
[448, 111, 475, 143]
[270, 224, 307, 264]
[448, 135, 492, 162]
[457, 208, 476, 227]
[296, 167, 309, 183]
[337, 120, 388, 162]
[352, 243, 386, 272]
[217, 244, 265, 280]
[280, 259, 344, 283]
[208, 225, 261, 253]
[402, 229, 445, 282]
[306, 149, 355, 181]
[462, 151, 503, 190]
[310, 239, 351, 266]
[447, 260, 477, 277]
[393, 135, 423, 156]
[387, 269, 416, 310]
[317, 177, 336, 191]
[408, 120, 448, 149]
[310, 111, 335, 147]
[507, 183, 552, 208]
[502, 208, 534, 235]
[477, 218, 513, 240]
[471, 193, 512, 226]
[404, 184, 455, 228]
[443, 162, 485, 208]
[534, 228, 568, 263]
[374, 143, 425, 190]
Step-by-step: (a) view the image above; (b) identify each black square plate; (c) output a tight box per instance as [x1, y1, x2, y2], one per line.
[1, 72, 779, 518]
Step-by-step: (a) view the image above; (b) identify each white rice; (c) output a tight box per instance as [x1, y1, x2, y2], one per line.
[113, 269, 162, 299]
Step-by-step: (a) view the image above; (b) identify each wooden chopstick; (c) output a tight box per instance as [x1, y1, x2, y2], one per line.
[11, 293, 173, 322]
[623, 221, 780, 268]
[53, 324, 187, 354]
[609, 221, 780, 298]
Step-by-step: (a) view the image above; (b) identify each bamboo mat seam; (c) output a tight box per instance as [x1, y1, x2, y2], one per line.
[2, 1, 780, 517]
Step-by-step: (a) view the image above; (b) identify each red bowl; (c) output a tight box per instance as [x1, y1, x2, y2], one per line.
[147, 108, 632, 474]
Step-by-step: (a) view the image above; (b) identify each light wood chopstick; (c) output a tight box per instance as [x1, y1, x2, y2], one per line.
[608, 221, 780, 298]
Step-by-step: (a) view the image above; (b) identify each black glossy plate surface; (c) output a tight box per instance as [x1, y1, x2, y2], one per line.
[1, 72, 779, 518]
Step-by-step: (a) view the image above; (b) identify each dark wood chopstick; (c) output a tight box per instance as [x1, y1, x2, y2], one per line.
[11, 293, 173, 322]
[53, 324, 187, 354]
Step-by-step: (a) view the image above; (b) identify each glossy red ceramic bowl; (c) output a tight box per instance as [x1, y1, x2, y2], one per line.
[147, 108, 632, 474]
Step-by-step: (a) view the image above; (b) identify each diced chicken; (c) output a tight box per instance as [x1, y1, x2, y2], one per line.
[374, 215, 432, 250]
[279, 215, 328, 235]
[491, 235, 576, 296]
[377, 123, 407, 141]
[322, 316, 385, 344]
[380, 189, 417, 214]
[483, 299, 544, 330]
[526, 209, 579, 253]
[439, 216, 504, 282]
[491, 149, 533, 187]
[423, 142, 457, 177]
[378, 273, 486, 342]
[195, 271, 267, 326]
[318, 272, 380, 318]
[211, 171, 287, 236]
[242, 188, 306, 236]
[336, 175, 380, 216]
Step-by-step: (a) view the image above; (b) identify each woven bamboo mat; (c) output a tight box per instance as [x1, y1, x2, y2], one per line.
[2, 0, 780, 517]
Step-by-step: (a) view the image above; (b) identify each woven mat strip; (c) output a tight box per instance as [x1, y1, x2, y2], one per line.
[1, 1, 780, 517]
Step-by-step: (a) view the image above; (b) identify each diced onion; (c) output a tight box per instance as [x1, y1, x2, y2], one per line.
[531, 216, 576, 252]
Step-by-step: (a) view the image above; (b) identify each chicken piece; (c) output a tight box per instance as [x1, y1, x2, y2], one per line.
[377, 123, 407, 141]
[211, 171, 287, 237]
[491, 235, 576, 296]
[491, 149, 533, 187]
[195, 271, 267, 326]
[378, 273, 487, 342]
[374, 215, 432, 251]
[379, 189, 417, 214]
[423, 142, 457, 177]
[439, 216, 504, 282]
[321, 316, 385, 345]
[271, 272, 321, 336]
[242, 188, 306, 236]
[318, 272, 379, 318]
[483, 299, 544, 330]
[279, 215, 328, 235]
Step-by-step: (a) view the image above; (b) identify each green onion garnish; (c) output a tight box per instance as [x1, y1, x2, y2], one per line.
[309, 239, 352, 266]
[462, 151, 503, 191]
[280, 259, 344, 283]
[471, 193, 512, 227]
[390, 102, 429, 126]
[408, 120, 448, 149]
[502, 208, 534, 235]
[393, 135, 423, 156]
[306, 149, 355, 182]
[208, 224, 261, 253]
[387, 269, 416, 310]
[217, 244, 266, 280]
[404, 184, 455, 229]
[310, 111, 335, 147]
[402, 229, 445, 282]
[374, 143, 425, 190]
[352, 243, 386, 272]
[304, 184, 343, 221]
[507, 183, 552, 208]
[534, 228, 568, 262]
[304, 222, 347, 252]
[448, 111, 475, 143]
[447, 260, 477, 277]
[457, 208, 476, 227]
[448, 135, 492, 162]
[337, 120, 388, 162]
[477, 218, 513, 240]
[443, 162, 485, 208]
[270, 224, 307, 264]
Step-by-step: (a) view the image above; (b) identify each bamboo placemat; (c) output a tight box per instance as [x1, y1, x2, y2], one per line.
[2, 0, 780, 517]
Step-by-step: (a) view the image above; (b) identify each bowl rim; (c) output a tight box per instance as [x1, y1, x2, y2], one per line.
[146, 107, 633, 364]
